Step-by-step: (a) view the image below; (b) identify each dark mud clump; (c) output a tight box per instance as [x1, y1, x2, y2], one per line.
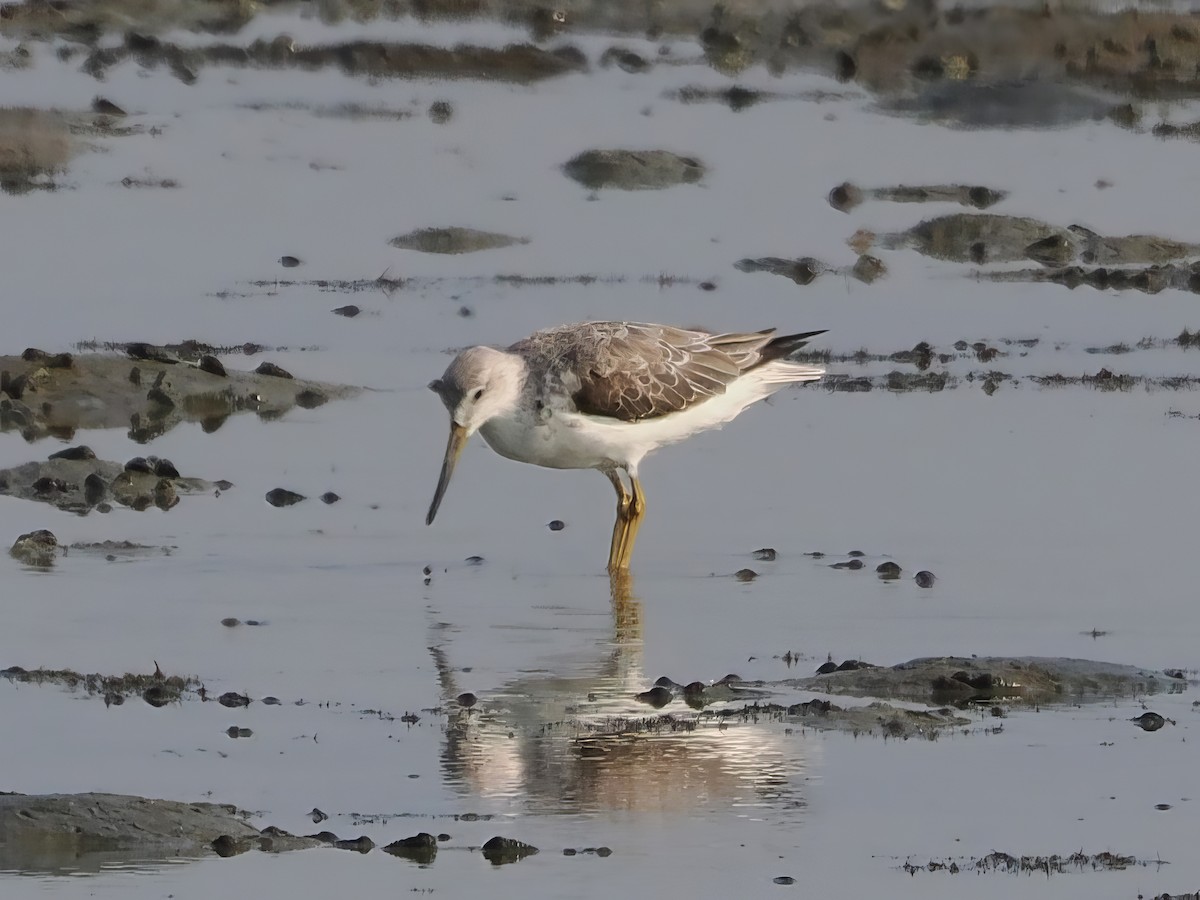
[389, 227, 529, 254]
[829, 182, 1006, 214]
[1131, 711, 1174, 731]
[383, 832, 438, 864]
[265, 488, 306, 508]
[481, 836, 538, 865]
[563, 149, 704, 190]
[735, 256, 828, 285]
[734, 252, 887, 286]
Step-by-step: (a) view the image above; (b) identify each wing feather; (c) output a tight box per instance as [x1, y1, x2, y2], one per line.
[508, 321, 823, 422]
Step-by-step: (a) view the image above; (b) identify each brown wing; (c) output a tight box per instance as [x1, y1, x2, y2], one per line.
[516, 322, 781, 422]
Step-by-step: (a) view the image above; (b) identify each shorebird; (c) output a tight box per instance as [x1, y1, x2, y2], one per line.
[426, 322, 825, 571]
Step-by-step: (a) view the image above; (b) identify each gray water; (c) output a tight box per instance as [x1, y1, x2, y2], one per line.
[1, 6, 1197, 897]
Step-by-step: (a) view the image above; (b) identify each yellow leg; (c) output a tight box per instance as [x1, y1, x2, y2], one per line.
[613, 474, 647, 571]
[605, 469, 632, 573]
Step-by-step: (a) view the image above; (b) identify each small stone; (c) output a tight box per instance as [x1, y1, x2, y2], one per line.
[218, 691, 251, 708]
[320, 492, 340, 504]
[548, 519, 566, 531]
[48, 445, 95, 461]
[10, 529, 58, 567]
[226, 726, 253, 738]
[280, 255, 302, 268]
[752, 548, 776, 561]
[154, 458, 180, 478]
[32, 477, 68, 494]
[296, 389, 327, 409]
[773, 876, 796, 885]
[255, 362, 293, 379]
[84, 473, 106, 504]
[92, 97, 127, 116]
[816, 661, 838, 675]
[154, 478, 178, 511]
[266, 488, 306, 507]
[595, 847, 612, 857]
[389, 832, 436, 849]
[914, 570, 936, 588]
[221, 618, 241, 627]
[143, 685, 174, 707]
[464, 555, 485, 565]
[428, 100, 453, 124]
[311, 808, 328, 824]
[333, 305, 360, 318]
[734, 568, 758, 582]
[831, 559, 864, 570]
[198, 355, 227, 377]
[1131, 712, 1169, 732]
[698, 281, 716, 291]
[876, 561, 902, 579]
[635, 685, 672, 708]
[481, 836, 538, 865]
[456, 692, 478, 708]
[847, 550, 865, 557]
[334, 836, 374, 853]
[124, 457, 152, 474]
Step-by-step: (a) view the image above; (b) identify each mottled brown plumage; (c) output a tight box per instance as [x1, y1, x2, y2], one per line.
[508, 322, 825, 422]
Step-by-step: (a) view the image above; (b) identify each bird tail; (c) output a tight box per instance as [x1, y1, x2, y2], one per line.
[762, 329, 827, 360]
[757, 329, 826, 384]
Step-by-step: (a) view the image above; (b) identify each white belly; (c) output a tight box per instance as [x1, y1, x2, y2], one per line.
[477, 361, 817, 472]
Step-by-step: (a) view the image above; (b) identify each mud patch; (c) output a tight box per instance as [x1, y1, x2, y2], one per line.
[829, 182, 1006, 213]
[1, 664, 199, 701]
[563, 149, 705, 190]
[0, 455, 222, 514]
[787, 657, 1188, 706]
[81, 36, 587, 85]
[0, 792, 337, 874]
[389, 227, 529, 255]
[894, 850, 1164, 876]
[0, 350, 358, 442]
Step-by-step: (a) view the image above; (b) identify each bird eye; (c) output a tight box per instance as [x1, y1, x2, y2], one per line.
[473, 388, 485, 401]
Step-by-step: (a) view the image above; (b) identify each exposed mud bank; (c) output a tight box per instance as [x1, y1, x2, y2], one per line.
[0, 349, 359, 442]
[786, 656, 1190, 705]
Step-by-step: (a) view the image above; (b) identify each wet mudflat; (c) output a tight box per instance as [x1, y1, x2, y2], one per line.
[2, 0, 1200, 897]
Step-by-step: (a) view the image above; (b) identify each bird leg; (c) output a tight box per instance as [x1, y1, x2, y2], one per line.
[605, 469, 632, 573]
[613, 474, 647, 571]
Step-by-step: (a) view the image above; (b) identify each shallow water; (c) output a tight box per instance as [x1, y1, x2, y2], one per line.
[1, 4, 1198, 897]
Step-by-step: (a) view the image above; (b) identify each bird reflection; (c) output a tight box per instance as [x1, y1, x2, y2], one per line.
[430, 571, 807, 818]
